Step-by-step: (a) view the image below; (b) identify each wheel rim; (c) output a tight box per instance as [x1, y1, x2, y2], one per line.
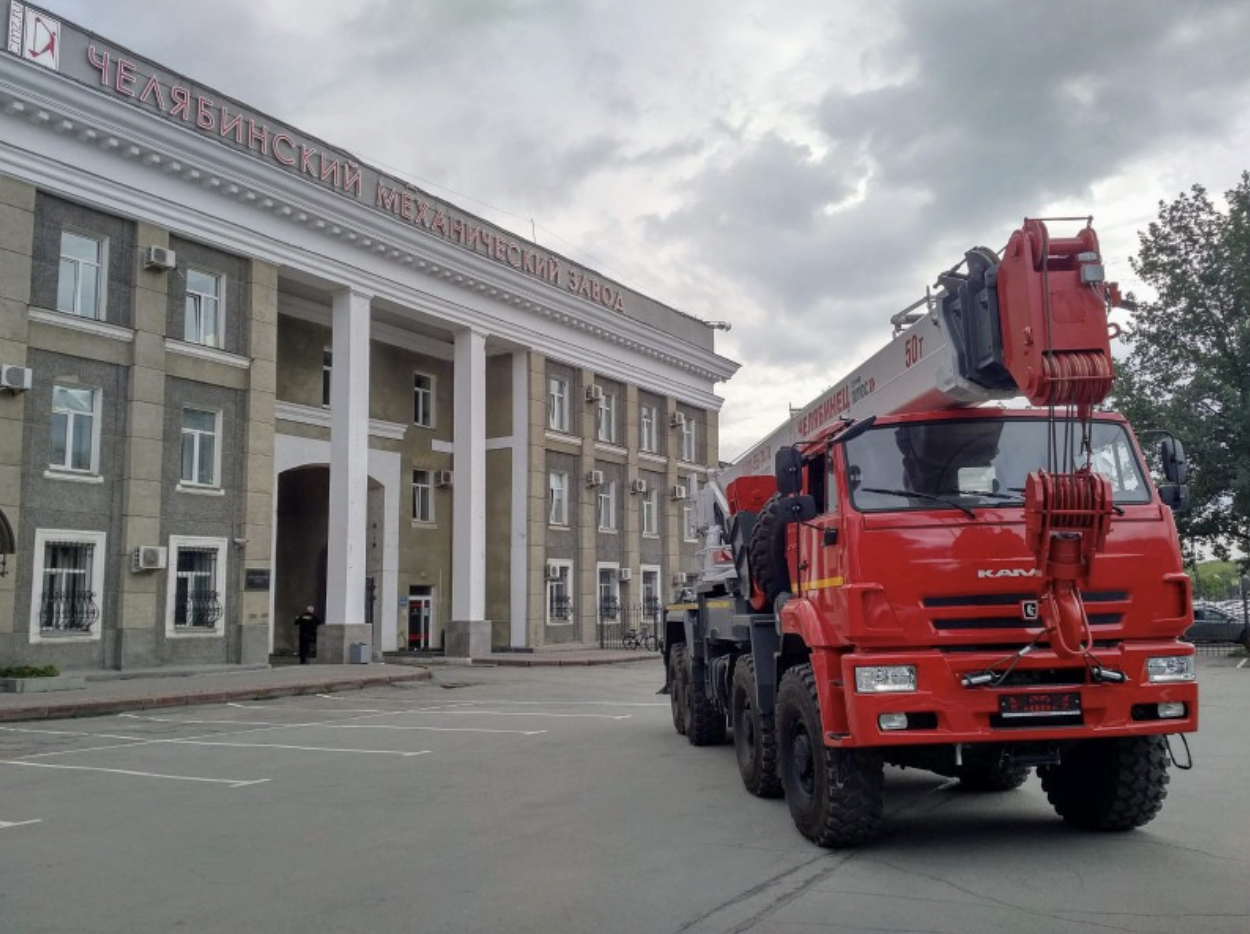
[793, 726, 815, 798]
[741, 701, 755, 748]
[736, 694, 756, 771]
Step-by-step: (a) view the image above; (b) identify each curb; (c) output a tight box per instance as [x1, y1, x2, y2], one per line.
[0, 669, 430, 723]
[472, 654, 660, 667]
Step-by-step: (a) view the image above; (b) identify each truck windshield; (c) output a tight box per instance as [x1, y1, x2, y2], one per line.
[843, 418, 1152, 513]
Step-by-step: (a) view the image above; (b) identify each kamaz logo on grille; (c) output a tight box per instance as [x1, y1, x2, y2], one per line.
[977, 568, 1042, 579]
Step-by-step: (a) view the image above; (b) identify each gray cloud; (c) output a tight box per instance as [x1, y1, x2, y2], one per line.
[647, 0, 1250, 379]
[31, 0, 1250, 457]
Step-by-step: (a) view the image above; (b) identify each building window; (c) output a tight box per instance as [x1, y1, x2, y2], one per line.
[681, 415, 697, 462]
[31, 529, 105, 640]
[548, 376, 569, 432]
[174, 549, 222, 629]
[56, 231, 105, 320]
[597, 565, 620, 620]
[641, 488, 658, 537]
[641, 566, 662, 618]
[180, 407, 220, 487]
[322, 349, 332, 407]
[166, 537, 227, 636]
[683, 502, 698, 542]
[549, 471, 568, 525]
[184, 268, 222, 347]
[50, 385, 100, 474]
[412, 469, 433, 522]
[546, 559, 573, 625]
[413, 372, 434, 428]
[597, 391, 616, 443]
[639, 404, 657, 453]
[598, 480, 617, 531]
[38, 540, 100, 633]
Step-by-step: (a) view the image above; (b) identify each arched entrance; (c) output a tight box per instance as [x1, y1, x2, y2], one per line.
[0, 505, 14, 578]
[273, 465, 386, 658]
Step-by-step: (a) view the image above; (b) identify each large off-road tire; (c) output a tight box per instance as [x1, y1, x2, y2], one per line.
[956, 758, 1031, 792]
[669, 644, 689, 736]
[777, 663, 884, 847]
[684, 649, 728, 747]
[747, 494, 789, 608]
[732, 656, 782, 798]
[1038, 736, 1170, 831]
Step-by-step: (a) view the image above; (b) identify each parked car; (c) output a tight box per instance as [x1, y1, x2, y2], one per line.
[1184, 604, 1250, 650]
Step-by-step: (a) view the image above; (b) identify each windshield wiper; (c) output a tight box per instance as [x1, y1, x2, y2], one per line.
[859, 487, 977, 518]
[943, 489, 1026, 506]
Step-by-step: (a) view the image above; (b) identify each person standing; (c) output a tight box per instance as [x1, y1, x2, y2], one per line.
[293, 605, 323, 664]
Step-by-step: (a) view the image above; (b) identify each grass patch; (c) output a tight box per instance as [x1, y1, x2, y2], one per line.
[0, 664, 61, 679]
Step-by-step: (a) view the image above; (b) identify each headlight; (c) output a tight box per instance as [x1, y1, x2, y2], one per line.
[1147, 656, 1195, 683]
[855, 665, 917, 693]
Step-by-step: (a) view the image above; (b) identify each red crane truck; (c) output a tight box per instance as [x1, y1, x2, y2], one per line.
[664, 218, 1197, 847]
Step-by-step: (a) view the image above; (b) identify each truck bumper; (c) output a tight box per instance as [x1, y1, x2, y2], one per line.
[829, 643, 1198, 748]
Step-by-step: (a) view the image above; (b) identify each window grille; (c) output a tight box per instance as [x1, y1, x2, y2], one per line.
[174, 547, 222, 628]
[39, 541, 99, 632]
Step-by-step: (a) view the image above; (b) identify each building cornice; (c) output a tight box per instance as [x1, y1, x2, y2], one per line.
[0, 55, 739, 403]
[28, 306, 134, 342]
[274, 400, 408, 441]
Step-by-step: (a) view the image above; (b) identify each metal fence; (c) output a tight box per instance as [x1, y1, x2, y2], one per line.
[597, 601, 664, 650]
[1190, 578, 1249, 656]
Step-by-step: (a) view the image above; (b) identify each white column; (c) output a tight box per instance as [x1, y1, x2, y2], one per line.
[510, 348, 529, 648]
[452, 328, 488, 632]
[325, 288, 372, 631]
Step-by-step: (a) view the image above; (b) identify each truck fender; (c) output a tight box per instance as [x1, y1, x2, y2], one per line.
[778, 596, 847, 648]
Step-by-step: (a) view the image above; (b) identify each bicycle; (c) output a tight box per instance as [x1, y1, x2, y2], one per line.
[621, 628, 659, 652]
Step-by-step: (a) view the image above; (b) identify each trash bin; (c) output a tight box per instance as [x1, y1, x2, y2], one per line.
[349, 642, 369, 664]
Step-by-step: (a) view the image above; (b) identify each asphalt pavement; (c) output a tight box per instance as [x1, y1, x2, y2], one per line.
[0, 649, 658, 722]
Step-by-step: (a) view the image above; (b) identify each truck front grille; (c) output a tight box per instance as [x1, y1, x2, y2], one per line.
[924, 591, 1127, 632]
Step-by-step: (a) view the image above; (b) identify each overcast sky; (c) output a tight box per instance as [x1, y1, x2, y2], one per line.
[44, 0, 1250, 459]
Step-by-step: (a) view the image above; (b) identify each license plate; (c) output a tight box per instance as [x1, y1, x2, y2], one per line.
[998, 691, 1081, 719]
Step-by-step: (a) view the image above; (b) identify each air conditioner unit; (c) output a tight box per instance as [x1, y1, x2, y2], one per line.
[434, 470, 453, 487]
[131, 546, 168, 572]
[670, 484, 688, 500]
[619, 568, 632, 582]
[585, 384, 604, 402]
[0, 365, 32, 392]
[630, 478, 648, 495]
[545, 561, 562, 581]
[143, 245, 177, 271]
[670, 412, 687, 429]
[586, 470, 604, 487]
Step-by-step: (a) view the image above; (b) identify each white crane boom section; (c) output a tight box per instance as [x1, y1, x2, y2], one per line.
[720, 304, 1016, 488]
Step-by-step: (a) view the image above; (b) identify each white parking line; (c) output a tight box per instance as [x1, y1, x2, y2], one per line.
[160, 739, 431, 757]
[0, 760, 268, 788]
[8, 722, 432, 758]
[419, 709, 632, 720]
[0, 819, 42, 829]
[1239, 658, 1247, 669]
[225, 701, 479, 713]
[121, 714, 544, 736]
[0, 725, 100, 737]
[448, 700, 668, 708]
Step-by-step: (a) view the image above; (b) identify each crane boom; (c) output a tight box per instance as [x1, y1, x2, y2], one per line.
[723, 219, 1118, 486]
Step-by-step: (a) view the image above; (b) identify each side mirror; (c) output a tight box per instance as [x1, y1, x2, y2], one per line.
[1158, 483, 1189, 512]
[775, 447, 803, 497]
[1158, 437, 1189, 485]
[778, 494, 818, 524]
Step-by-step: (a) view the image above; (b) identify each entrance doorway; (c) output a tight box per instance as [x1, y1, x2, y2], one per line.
[408, 586, 434, 650]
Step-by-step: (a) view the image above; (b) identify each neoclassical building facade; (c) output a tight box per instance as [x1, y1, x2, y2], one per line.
[0, 4, 737, 669]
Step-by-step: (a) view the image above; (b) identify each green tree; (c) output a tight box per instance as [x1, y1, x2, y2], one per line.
[1112, 172, 1250, 565]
